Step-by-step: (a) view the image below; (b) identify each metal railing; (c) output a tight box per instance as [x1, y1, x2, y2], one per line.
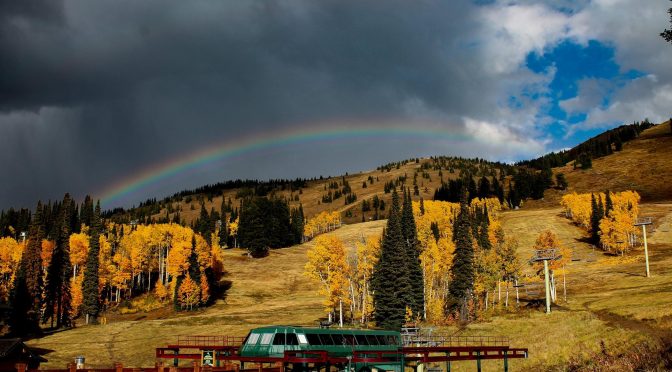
[175, 335, 246, 347]
[402, 335, 509, 347]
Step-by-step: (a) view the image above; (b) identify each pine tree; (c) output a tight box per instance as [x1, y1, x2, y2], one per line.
[80, 195, 94, 227]
[82, 201, 102, 324]
[43, 194, 74, 328]
[11, 201, 46, 335]
[447, 194, 475, 313]
[590, 193, 602, 246]
[605, 190, 613, 217]
[371, 190, 409, 329]
[401, 189, 424, 318]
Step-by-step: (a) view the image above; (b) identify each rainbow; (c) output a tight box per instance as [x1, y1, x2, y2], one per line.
[99, 121, 477, 208]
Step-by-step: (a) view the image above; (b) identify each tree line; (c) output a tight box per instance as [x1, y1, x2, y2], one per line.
[305, 188, 522, 329]
[518, 120, 655, 170]
[0, 193, 226, 336]
[561, 190, 641, 254]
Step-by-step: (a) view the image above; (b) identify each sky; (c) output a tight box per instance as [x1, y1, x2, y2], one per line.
[1, 0, 671, 210]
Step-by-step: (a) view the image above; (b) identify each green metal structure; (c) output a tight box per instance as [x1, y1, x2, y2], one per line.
[239, 326, 402, 371]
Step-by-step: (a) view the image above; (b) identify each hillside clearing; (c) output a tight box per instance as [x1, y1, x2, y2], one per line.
[28, 203, 672, 370]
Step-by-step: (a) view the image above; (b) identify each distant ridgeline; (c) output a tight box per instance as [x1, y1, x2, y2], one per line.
[517, 120, 655, 170]
[102, 177, 312, 223]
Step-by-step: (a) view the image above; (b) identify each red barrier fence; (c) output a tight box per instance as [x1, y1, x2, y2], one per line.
[18, 361, 284, 372]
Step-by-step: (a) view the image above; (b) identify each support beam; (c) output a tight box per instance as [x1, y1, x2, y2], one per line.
[642, 224, 650, 277]
[544, 260, 551, 314]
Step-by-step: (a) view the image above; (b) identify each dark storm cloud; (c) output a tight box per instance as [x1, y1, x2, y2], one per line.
[10, 0, 664, 209]
[0, 0, 496, 209]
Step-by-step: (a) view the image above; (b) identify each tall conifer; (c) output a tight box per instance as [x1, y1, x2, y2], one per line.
[82, 201, 101, 324]
[401, 189, 424, 318]
[448, 193, 475, 312]
[590, 193, 602, 245]
[11, 201, 45, 335]
[44, 194, 74, 328]
[371, 190, 409, 329]
[605, 190, 613, 217]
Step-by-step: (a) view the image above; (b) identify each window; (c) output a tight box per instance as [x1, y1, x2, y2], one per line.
[247, 334, 260, 345]
[260, 333, 273, 345]
[330, 334, 343, 346]
[272, 334, 285, 345]
[342, 334, 356, 346]
[366, 335, 379, 345]
[355, 335, 368, 345]
[306, 334, 322, 345]
[376, 335, 388, 345]
[297, 334, 308, 345]
[286, 333, 299, 346]
[319, 334, 335, 345]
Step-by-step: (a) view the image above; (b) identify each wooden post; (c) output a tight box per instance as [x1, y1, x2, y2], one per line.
[257, 363, 263, 372]
[156, 361, 165, 372]
[544, 260, 551, 314]
[193, 361, 201, 372]
[115, 362, 124, 372]
[68, 363, 77, 372]
[14, 363, 27, 372]
[642, 224, 650, 277]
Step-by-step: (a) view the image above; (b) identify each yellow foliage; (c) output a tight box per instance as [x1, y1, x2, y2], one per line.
[70, 274, 84, 317]
[561, 190, 641, 254]
[304, 211, 342, 240]
[0, 237, 22, 301]
[304, 234, 349, 312]
[532, 230, 572, 272]
[69, 233, 89, 276]
[154, 281, 169, 302]
[41, 239, 55, 269]
[199, 275, 210, 304]
[412, 200, 461, 322]
[353, 237, 380, 322]
[178, 276, 200, 310]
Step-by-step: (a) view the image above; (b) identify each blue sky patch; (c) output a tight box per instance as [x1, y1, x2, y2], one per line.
[525, 39, 646, 148]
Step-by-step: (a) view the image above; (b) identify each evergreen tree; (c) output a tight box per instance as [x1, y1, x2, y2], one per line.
[401, 189, 424, 318]
[43, 194, 74, 328]
[80, 195, 94, 227]
[605, 190, 613, 217]
[477, 176, 491, 199]
[555, 173, 568, 190]
[11, 201, 46, 335]
[188, 235, 201, 284]
[9, 265, 33, 335]
[590, 194, 602, 245]
[82, 201, 102, 324]
[447, 194, 475, 313]
[290, 204, 305, 244]
[371, 190, 409, 329]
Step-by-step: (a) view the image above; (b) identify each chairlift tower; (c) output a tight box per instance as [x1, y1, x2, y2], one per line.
[634, 217, 653, 277]
[530, 249, 562, 314]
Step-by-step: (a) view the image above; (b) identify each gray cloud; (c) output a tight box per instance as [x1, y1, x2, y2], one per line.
[1, 0, 669, 209]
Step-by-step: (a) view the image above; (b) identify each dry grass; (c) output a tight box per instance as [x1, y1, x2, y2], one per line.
[28, 221, 386, 368]
[28, 122, 672, 369]
[30, 204, 672, 370]
[528, 121, 672, 209]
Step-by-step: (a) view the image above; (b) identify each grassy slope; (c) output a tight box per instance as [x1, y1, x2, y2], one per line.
[30, 204, 672, 370]
[28, 220, 386, 368]
[528, 120, 672, 209]
[29, 123, 672, 370]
